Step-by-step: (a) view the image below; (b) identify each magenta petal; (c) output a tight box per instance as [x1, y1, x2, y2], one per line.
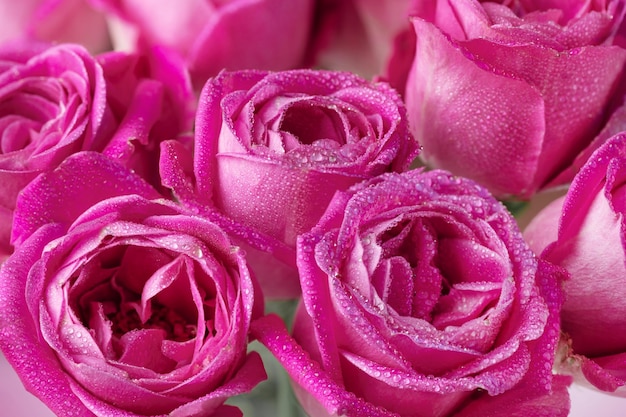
[433, 284, 501, 330]
[382, 257, 414, 316]
[11, 152, 161, 247]
[63, 361, 187, 414]
[437, 238, 511, 284]
[0, 225, 93, 416]
[556, 10, 614, 46]
[159, 139, 197, 205]
[192, 71, 262, 202]
[406, 17, 545, 197]
[338, 350, 471, 417]
[295, 234, 344, 382]
[453, 375, 571, 417]
[102, 79, 164, 162]
[117, 330, 176, 373]
[0, 204, 13, 260]
[462, 39, 626, 189]
[389, 332, 480, 376]
[169, 352, 266, 417]
[214, 153, 361, 246]
[251, 314, 397, 417]
[579, 355, 625, 392]
[516, 259, 568, 395]
[549, 101, 626, 187]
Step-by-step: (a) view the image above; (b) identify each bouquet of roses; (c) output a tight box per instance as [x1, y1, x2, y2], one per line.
[1, 1, 626, 416]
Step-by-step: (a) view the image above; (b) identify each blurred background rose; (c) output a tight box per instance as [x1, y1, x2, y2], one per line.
[89, 0, 315, 89]
[307, 0, 413, 80]
[0, 0, 110, 53]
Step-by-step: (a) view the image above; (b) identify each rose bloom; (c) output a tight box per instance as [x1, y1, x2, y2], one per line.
[525, 132, 626, 395]
[253, 169, 570, 417]
[405, 0, 626, 198]
[160, 69, 419, 298]
[0, 41, 193, 261]
[0, 0, 110, 53]
[90, 0, 314, 88]
[0, 152, 266, 416]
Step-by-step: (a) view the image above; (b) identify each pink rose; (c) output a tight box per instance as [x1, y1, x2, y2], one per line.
[525, 132, 626, 394]
[90, 0, 314, 88]
[160, 69, 419, 297]
[405, 0, 626, 198]
[0, 0, 110, 53]
[0, 41, 192, 260]
[0, 152, 266, 416]
[253, 169, 570, 416]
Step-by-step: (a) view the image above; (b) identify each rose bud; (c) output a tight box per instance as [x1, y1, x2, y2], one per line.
[405, 0, 626, 198]
[89, 0, 314, 88]
[0, 41, 193, 261]
[0, 151, 266, 416]
[253, 169, 571, 417]
[524, 132, 626, 395]
[160, 69, 419, 298]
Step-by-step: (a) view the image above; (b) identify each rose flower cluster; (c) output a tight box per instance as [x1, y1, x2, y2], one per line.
[0, 1, 625, 416]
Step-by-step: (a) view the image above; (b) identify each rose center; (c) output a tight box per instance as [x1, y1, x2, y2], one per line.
[107, 301, 197, 342]
[372, 216, 504, 328]
[280, 104, 348, 147]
